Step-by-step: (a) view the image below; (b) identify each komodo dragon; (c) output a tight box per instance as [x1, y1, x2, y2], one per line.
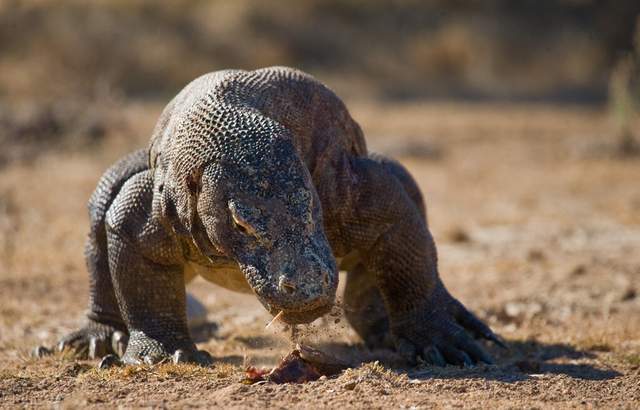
[51, 66, 504, 367]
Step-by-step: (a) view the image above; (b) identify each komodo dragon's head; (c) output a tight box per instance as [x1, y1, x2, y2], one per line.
[162, 131, 338, 324]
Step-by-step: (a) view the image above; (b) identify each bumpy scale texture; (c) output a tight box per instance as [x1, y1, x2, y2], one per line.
[55, 67, 503, 366]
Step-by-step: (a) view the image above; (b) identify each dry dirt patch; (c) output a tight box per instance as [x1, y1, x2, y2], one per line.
[0, 102, 639, 408]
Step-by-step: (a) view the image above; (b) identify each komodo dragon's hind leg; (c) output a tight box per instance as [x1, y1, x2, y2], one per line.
[343, 154, 425, 350]
[339, 154, 504, 366]
[56, 150, 148, 359]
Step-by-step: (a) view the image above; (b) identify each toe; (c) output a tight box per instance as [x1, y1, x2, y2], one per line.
[439, 345, 472, 366]
[452, 300, 507, 349]
[57, 334, 81, 352]
[422, 346, 447, 366]
[111, 331, 128, 357]
[88, 336, 110, 359]
[172, 349, 189, 364]
[32, 345, 53, 358]
[453, 331, 494, 365]
[98, 354, 122, 369]
[395, 337, 418, 365]
[58, 335, 89, 359]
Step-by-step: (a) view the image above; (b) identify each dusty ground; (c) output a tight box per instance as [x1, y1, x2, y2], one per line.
[0, 102, 639, 408]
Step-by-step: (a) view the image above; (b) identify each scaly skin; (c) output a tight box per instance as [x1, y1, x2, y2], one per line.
[54, 67, 503, 366]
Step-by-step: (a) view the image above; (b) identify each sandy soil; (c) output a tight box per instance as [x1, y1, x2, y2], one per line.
[0, 102, 639, 408]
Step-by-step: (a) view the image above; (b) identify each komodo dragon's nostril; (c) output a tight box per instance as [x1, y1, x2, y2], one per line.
[278, 276, 296, 294]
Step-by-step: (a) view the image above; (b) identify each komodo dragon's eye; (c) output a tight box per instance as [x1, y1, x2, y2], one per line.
[228, 201, 257, 236]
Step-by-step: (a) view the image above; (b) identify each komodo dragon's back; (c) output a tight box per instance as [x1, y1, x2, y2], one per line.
[148, 66, 367, 176]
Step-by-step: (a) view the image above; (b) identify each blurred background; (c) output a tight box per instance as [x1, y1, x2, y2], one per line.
[2, 0, 640, 102]
[1, 0, 640, 165]
[2, 2, 640, 406]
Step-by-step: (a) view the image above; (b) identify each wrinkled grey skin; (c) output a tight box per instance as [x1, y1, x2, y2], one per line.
[49, 67, 504, 367]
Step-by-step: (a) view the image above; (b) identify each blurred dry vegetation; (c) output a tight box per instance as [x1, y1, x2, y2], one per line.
[1, 0, 640, 164]
[1, 0, 639, 102]
[1, 0, 640, 166]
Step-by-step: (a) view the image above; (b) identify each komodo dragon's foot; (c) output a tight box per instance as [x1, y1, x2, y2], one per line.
[392, 287, 506, 367]
[54, 320, 128, 359]
[34, 293, 209, 363]
[120, 331, 213, 366]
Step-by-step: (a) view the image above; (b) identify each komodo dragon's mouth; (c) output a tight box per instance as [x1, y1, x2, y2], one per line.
[269, 302, 334, 325]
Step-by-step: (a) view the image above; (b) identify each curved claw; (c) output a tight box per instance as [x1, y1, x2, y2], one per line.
[111, 331, 129, 357]
[394, 304, 502, 367]
[98, 354, 122, 369]
[483, 332, 507, 350]
[395, 337, 418, 366]
[452, 300, 507, 349]
[460, 351, 474, 367]
[57, 333, 90, 358]
[438, 344, 472, 366]
[54, 322, 123, 360]
[451, 330, 495, 365]
[32, 345, 53, 358]
[89, 336, 109, 359]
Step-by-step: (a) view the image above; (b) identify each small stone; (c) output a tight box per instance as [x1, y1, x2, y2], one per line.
[571, 264, 587, 276]
[504, 301, 542, 319]
[448, 227, 470, 243]
[343, 381, 357, 390]
[527, 249, 545, 262]
[504, 302, 523, 318]
[621, 288, 637, 301]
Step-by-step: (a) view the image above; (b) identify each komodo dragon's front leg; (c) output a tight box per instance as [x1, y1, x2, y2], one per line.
[104, 170, 211, 365]
[55, 150, 149, 359]
[337, 155, 504, 366]
[52, 150, 208, 362]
